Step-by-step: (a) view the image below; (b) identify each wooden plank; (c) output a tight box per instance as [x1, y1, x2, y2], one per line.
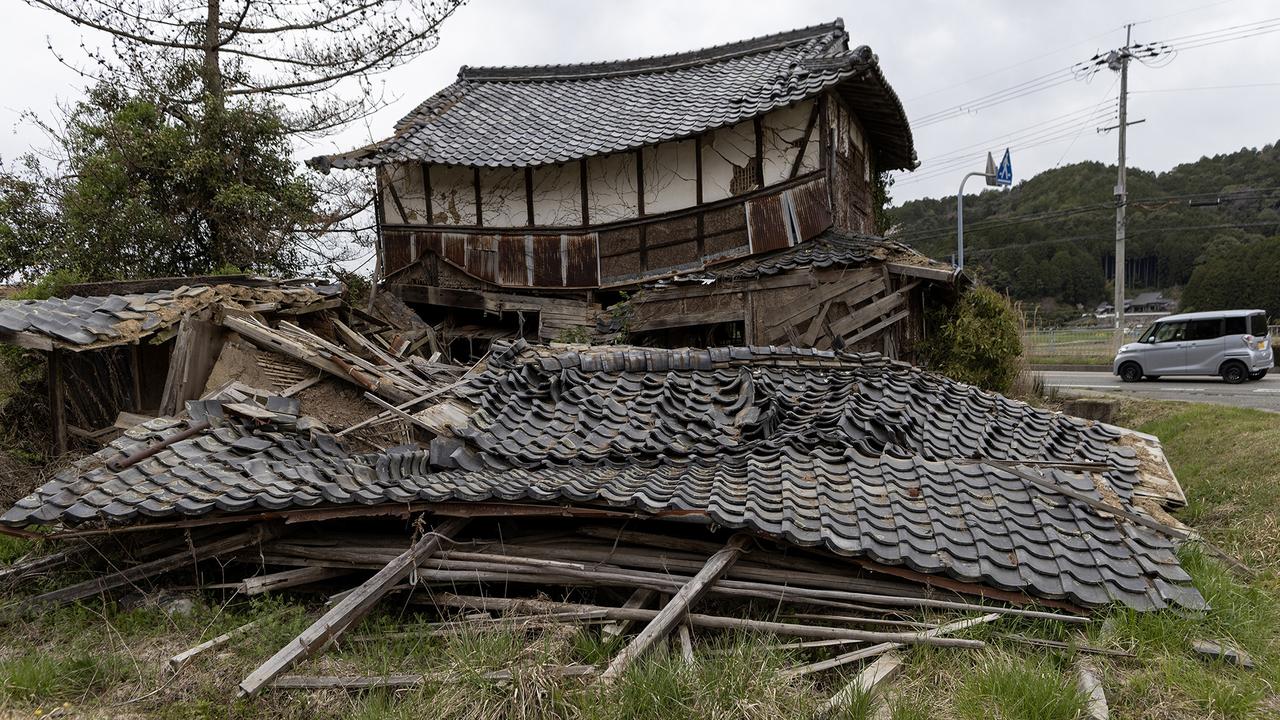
[886, 262, 957, 283]
[627, 307, 744, 333]
[599, 534, 751, 681]
[168, 621, 260, 672]
[826, 281, 920, 340]
[28, 526, 275, 608]
[47, 349, 68, 454]
[763, 267, 881, 331]
[677, 624, 695, 665]
[819, 651, 902, 715]
[841, 308, 910, 349]
[159, 318, 223, 416]
[237, 518, 469, 696]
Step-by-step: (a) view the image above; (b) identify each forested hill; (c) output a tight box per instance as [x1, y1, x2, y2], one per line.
[889, 142, 1280, 315]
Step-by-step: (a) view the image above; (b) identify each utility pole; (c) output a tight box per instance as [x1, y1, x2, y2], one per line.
[1112, 24, 1132, 347]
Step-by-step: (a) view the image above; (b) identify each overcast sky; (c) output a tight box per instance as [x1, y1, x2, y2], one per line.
[2, 0, 1277, 206]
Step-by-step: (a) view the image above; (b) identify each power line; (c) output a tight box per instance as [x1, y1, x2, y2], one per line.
[1131, 81, 1280, 93]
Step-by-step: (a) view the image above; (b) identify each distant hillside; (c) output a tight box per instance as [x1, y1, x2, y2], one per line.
[889, 142, 1280, 314]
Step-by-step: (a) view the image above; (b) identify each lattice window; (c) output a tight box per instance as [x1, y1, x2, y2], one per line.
[730, 163, 760, 195]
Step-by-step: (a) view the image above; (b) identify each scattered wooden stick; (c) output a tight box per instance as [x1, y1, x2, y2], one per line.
[237, 518, 469, 696]
[781, 612, 1001, 679]
[27, 526, 276, 608]
[1077, 658, 1110, 720]
[676, 624, 695, 665]
[440, 595, 987, 651]
[168, 621, 260, 673]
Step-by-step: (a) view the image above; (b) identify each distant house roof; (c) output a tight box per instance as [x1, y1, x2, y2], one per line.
[2, 341, 1201, 611]
[1130, 292, 1171, 306]
[317, 20, 916, 172]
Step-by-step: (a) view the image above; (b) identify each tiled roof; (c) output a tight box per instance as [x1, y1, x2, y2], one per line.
[0, 282, 341, 349]
[645, 230, 954, 288]
[1, 343, 1202, 611]
[317, 20, 915, 171]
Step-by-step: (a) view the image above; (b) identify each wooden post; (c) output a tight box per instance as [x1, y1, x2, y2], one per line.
[237, 518, 469, 696]
[601, 587, 658, 639]
[579, 158, 590, 226]
[819, 652, 902, 715]
[47, 349, 67, 455]
[599, 534, 750, 681]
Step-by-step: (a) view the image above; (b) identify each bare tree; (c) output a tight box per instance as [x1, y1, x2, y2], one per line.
[28, 0, 467, 136]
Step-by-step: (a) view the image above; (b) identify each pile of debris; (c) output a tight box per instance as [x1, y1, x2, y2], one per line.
[0, 283, 1228, 707]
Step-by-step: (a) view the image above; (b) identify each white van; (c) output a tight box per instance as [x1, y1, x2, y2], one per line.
[1113, 309, 1273, 384]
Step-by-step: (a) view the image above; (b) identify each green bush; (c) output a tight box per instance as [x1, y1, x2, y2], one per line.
[923, 284, 1024, 394]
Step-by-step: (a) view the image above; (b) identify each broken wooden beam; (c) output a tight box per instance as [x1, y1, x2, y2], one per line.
[237, 517, 469, 696]
[600, 534, 750, 681]
[271, 664, 598, 690]
[238, 566, 352, 596]
[819, 651, 903, 716]
[602, 588, 658, 639]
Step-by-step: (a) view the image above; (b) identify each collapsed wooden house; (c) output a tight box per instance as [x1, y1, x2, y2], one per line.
[0, 276, 342, 453]
[315, 20, 959, 358]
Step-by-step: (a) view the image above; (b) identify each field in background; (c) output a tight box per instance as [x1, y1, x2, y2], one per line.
[1023, 328, 1118, 365]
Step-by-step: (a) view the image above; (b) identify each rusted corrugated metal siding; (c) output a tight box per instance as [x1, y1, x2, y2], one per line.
[497, 235, 530, 286]
[746, 194, 790, 254]
[564, 234, 600, 286]
[788, 178, 833, 241]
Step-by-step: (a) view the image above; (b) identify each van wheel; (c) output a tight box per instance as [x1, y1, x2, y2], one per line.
[1119, 362, 1143, 382]
[1249, 370, 1268, 380]
[1221, 361, 1248, 384]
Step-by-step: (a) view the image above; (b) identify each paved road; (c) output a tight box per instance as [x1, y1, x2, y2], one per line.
[1037, 370, 1280, 412]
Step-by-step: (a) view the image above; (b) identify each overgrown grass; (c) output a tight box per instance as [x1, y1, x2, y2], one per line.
[0, 400, 1277, 718]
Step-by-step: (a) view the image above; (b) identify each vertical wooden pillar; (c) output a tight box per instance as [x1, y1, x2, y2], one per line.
[130, 343, 144, 413]
[48, 349, 67, 455]
[753, 116, 765, 189]
[421, 163, 434, 223]
[524, 166, 536, 227]
[473, 167, 484, 227]
[579, 158, 590, 226]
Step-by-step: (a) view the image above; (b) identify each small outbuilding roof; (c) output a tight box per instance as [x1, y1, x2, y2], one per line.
[317, 20, 916, 172]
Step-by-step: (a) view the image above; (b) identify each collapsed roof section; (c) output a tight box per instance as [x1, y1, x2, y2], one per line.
[2, 341, 1202, 611]
[317, 19, 916, 172]
[0, 281, 341, 351]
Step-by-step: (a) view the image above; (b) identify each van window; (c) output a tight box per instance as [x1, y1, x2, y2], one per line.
[1251, 314, 1269, 337]
[1152, 321, 1185, 343]
[1225, 316, 1247, 335]
[1186, 319, 1222, 341]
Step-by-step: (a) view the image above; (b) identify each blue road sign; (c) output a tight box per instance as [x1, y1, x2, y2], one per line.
[996, 149, 1013, 186]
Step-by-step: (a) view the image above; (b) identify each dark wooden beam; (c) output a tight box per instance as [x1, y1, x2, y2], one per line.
[579, 158, 590, 226]
[524, 166, 535, 226]
[48, 349, 67, 455]
[473, 167, 483, 228]
[753, 116, 765, 189]
[384, 168, 409, 224]
[421, 163, 434, 223]
[695, 135, 706, 262]
[635, 149, 645, 216]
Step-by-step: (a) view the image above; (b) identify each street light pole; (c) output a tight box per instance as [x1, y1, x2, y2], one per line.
[956, 171, 994, 271]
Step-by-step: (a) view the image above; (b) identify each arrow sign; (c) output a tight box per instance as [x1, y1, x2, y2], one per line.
[995, 149, 1013, 187]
